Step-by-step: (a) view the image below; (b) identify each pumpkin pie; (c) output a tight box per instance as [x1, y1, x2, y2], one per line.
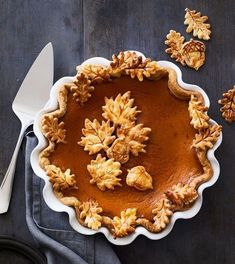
[39, 51, 221, 237]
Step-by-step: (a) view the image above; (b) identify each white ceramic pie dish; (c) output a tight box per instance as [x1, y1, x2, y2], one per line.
[30, 51, 222, 245]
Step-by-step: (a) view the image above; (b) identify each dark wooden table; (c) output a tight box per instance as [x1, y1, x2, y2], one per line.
[0, 1, 234, 263]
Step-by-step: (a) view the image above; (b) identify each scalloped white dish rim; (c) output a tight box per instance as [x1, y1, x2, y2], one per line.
[30, 51, 222, 246]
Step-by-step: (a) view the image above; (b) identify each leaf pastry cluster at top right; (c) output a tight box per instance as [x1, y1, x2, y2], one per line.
[165, 8, 211, 70]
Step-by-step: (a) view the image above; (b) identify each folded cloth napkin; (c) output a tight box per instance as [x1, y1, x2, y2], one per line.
[25, 132, 121, 264]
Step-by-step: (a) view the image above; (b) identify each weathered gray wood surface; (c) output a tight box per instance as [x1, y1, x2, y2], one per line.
[0, 0, 234, 263]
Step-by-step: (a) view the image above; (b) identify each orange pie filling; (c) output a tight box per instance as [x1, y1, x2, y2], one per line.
[39, 51, 221, 237]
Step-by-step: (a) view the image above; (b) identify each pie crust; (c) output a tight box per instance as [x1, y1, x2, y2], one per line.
[39, 51, 221, 238]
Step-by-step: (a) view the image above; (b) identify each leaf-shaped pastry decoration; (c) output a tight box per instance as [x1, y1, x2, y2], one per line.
[102, 91, 141, 126]
[166, 183, 198, 208]
[112, 208, 137, 237]
[126, 166, 153, 191]
[78, 119, 116, 155]
[193, 125, 222, 150]
[46, 165, 77, 191]
[184, 8, 211, 40]
[182, 39, 206, 70]
[188, 95, 209, 129]
[165, 30, 185, 65]
[70, 73, 94, 105]
[110, 51, 146, 77]
[87, 154, 122, 191]
[152, 197, 173, 230]
[117, 123, 151, 156]
[218, 86, 235, 123]
[109, 51, 166, 81]
[76, 64, 111, 84]
[41, 116, 66, 143]
[79, 199, 103, 230]
[126, 60, 166, 82]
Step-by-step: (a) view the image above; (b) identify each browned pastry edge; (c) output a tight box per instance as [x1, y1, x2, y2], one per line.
[218, 86, 235, 123]
[38, 51, 221, 237]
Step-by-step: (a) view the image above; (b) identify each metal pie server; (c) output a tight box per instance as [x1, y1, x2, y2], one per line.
[0, 43, 54, 213]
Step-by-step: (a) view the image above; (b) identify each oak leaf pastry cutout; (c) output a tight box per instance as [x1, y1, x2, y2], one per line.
[110, 51, 144, 76]
[117, 123, 151, 156]
[136, 196, 173, 232]
[112, 208, 137, 237]
[166, 183, 198, 209]
[188, 95, 209, 129]
[78, 119, 116, 155]
[79, 199, 103, 230]
[184, 8, 211, 40]
[152, 197, 173, 230]
[126, 60, 166, 82]
[102, 91, 141, 126]
[165, 30, 186, 65]
[110, 51, 148, 80]
[126, 166, 153, 191]
[76, 64, 111, 84]
[46, 165, 77, 192]
[87, 154, 122, 191]
[193, 125, 222, 150]
[41, 116, 66, 143]
[218, 86, 235, 123]
[182, 39, 206, 71]
[70, 73, 94, 105]
[109, 51, 166, 81]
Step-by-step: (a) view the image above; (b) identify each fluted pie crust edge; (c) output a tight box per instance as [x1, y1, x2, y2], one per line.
[39, 51, 221, 238]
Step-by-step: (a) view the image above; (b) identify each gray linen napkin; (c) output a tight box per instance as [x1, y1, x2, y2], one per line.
[25, 133, 121, 264]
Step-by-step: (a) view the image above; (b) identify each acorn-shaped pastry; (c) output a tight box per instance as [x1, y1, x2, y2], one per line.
[182, 39, 206, 70]
[126, 166, 153, 191]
